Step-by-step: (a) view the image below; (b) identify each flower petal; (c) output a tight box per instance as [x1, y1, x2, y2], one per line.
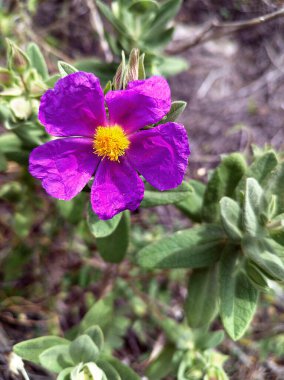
[29, 138, 99, 200]
[91, 158, 144, 220]
[39, 72, 106, 137]
[105, 76, 171, 133]
[127, 122, 190, 191]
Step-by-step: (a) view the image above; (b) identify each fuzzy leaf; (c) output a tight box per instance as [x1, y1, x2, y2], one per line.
[96, 212, 130, 263]
[106, 357, 140, 380]
[79, 296, 113, 333]
[220, 245, 258, 340]
[39, 345, 73, 373]
[160, 100, 187, 123]
[203, 153, 247, 223]
[185, 264, 219, 328]
[243, 178, 264, 236]
[145, 0, 182, 36]
[27, 42, 48, 79]
[96, 360, 121, 380]
[177, 179, 206, 222]
[13, 336, 70, 365]
[88, 205, 123, 238]
[128, 0, 159, 13]
[58, 61, 78, 77]
[69, 335, 99, 364]
[137, 224, 225, 269]
[220, 197, 242, 241]
[242, 236, 284, 281]
[84, 326, 104, 351]
[141, 181, 192, 207]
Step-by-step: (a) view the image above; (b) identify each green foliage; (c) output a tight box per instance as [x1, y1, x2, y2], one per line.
[95, 0, 187, 76]
[185, 265, 219, 328]
[13, 305, 140, 379]
[137, 149, 284, 340]
[137, 224, 225, 269]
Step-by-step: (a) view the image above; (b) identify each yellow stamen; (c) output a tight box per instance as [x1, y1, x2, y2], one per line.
[93, 125, 130, 162]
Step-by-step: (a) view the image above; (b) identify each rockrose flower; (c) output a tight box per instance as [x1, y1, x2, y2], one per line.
[29, 72, 190, 220]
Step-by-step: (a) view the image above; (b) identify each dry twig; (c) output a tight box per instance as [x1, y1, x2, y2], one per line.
[168, 7, 284, 53]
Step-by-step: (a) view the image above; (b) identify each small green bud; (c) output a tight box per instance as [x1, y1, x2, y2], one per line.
[0, 68, 13, 86]
[6, 39, 30, 74]
[9, 97, 32, 120]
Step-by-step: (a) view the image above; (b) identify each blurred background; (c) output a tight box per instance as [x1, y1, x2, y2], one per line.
[1, 1, 284, 379]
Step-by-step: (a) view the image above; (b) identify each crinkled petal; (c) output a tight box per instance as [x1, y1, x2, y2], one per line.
[105, 76, 171, 133]
[39, 72, 106, 137]
[91, 158, 144, 220]
[127, 122, 190, 191]
[29, 138, 99, 200]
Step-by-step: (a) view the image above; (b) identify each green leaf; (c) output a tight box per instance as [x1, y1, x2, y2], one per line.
[104, 80, 112, 94]
[145, 0, 182, 36]
[247, 150, 278, 185]
[57, 368, 73, 380]
[242, 236, 284, 281]
[79, 296, 113, 333]
[194, 330, 225, 351]
[143, 27, 174, 49]
[202, 153, 247, 223]
[27, 42, 48, 79]
[156, 55, 188, 76]
[128, 0, 159, 13]
[39, 345, 73, 373]
[96, 360, 121, 380]
[96, 212, 130, 263]
[97, 1, 127, 35]
[244, 259, 271, 292]
[58, 61, 78, 77]
[220, 197, 242, 241]
[185, 264, 219, 328]
[158, 101, 186, 124]
[146, 345, 176, 380]
[69, 335, 99, 364]
[107, 357, 140, 380]
[84, 326, 104, 351]
[45, 74, 61, 87]
[243, 178, 264, 236]
[177, 179, 206, 222]
[219, 245, 258, 340]
[0, 152, 7, 172]
[136, 224, 226, 269]
[75, 59, 117, 85]
[265, 162, 284, 214]
[13, 336, 70, 365]
[88, 205, 123, 238]
[141, 181, 192, 207]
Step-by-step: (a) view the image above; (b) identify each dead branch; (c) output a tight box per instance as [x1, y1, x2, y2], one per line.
[168, 7, 284, 53]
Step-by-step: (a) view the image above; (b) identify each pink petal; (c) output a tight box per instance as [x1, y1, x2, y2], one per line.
[39, 72, 106, 137]
[105, 76, 171, 133]
[91, 158, 144, 220]
[127, 122, 190, 191]
[29, 138, 99, 200]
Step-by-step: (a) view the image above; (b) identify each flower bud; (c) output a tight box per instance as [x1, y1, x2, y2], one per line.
[6, 39, 30, 74]
[0, 68, 13, 86]
[10, 97, 32, 120]
[72, 363, 104, 380]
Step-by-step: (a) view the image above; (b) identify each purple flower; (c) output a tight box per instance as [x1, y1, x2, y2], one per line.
[29, 72, 190, 220]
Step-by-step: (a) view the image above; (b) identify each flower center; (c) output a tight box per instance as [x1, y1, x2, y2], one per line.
[93, 125, 130, 162]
